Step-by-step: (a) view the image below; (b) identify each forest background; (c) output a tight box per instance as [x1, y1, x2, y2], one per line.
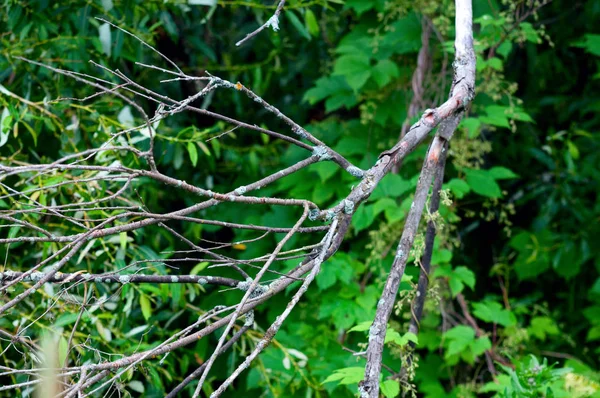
[0, 0, 599, 397]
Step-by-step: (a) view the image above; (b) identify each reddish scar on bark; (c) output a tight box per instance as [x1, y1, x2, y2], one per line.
[428, 143, 441, 163]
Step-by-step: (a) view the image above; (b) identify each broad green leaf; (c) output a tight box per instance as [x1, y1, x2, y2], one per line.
[333, 54, 371, 90]
[445, 178, 471, 199]
[345, 0, 375, 15]
[373, 198, 397, 217]
[479, 105, 510, 128]
[316, 264, 337, 290]
[444, 325, 475, 357]
[460, 117, 482, 138]
[472, 301, 516, 327]
[345, 71, 371, 91]
[303, 76, 351, 104]
[579, 34, 600, 56]
[371, 59, 400, 88]
[312, 162, 338, 182]
[552, 240, 582, 279]
[464, 168, 502, 198]
[333, 54, 370, 76]
[380, 380, 400, 398]
[528, 316, 559, 341]
[370, 174, 412, 200]
[470, 336, 492, 357]
[352, 204, 375, 233]
[488, 166, 518, 180]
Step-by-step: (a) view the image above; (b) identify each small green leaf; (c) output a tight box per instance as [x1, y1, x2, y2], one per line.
[488, 166, 518, 180]
[127, 381, 145, 393]
[286, 10, 311, 40]
[140, 294, 152, 320]
[445, 178, 471, 199]
[566, 140, 580, 159]
[304, 9, 319, 37]
[348, 321, 372, 332]
[120, 232, 127, 250]
[190, 262, 209, 275]
[187, 142, 198, 167]
[322, 367, 364, 385]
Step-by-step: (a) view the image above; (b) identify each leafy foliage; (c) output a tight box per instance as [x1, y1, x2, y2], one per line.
[0, 0, 599, 396]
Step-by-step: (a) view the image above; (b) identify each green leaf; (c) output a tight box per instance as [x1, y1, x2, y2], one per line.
[335, 136, 369, 156]
[98, 23, 111, 57]
[0, 108, 12, 148]
[352, 204, 375, 233]
[386, 330, 418, 346]
[471, 336, 492, 357]
[464, 168, 502, 198]
[54, 313, 81, 327]
[345, 0, 375, 15]
[460, 117, 482, 138]
[488, 166, 518, 180]
[472, 301, 516, 327]
[312, 162, 338, 182]
[58, 336, 69, 366]
[317, 263, 337, 290]
[566, 140, 580, 160]
[348, 321, 372, 332]
[528, 316, 559, 341]
[333, 54, 370, 76]
[322, 367, 364, 385]
[444, 326, 475, 357]
[445, 178, 471, 199]
[579, 34, 600, 56]
[346, 71, 371, 91]
[140, 294, 152, 320]
[380, 380, 400, 397]
[371, 59, 400, 88]
[187, 142, 198, 167]
[373, 198, 397, 217]
[333, 54, 371, 91]
[127, 381, 145, 393]
[303, 76, 352, 104]
[487, 57, 503, 71]
[325, 93, 359, 112]
[190, 262, 209, 275]
[454, 266, 476, 289]
[120, 232, 127, 250]
[370, 174, 412, 200]
[304, 9, 319, 37]
[479, 105, 510, 128]
[285, 10, 311, 40]
[552, 240, 582, 279]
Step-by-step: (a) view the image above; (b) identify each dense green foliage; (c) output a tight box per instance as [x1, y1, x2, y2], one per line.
[1, 0, 599, 396]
